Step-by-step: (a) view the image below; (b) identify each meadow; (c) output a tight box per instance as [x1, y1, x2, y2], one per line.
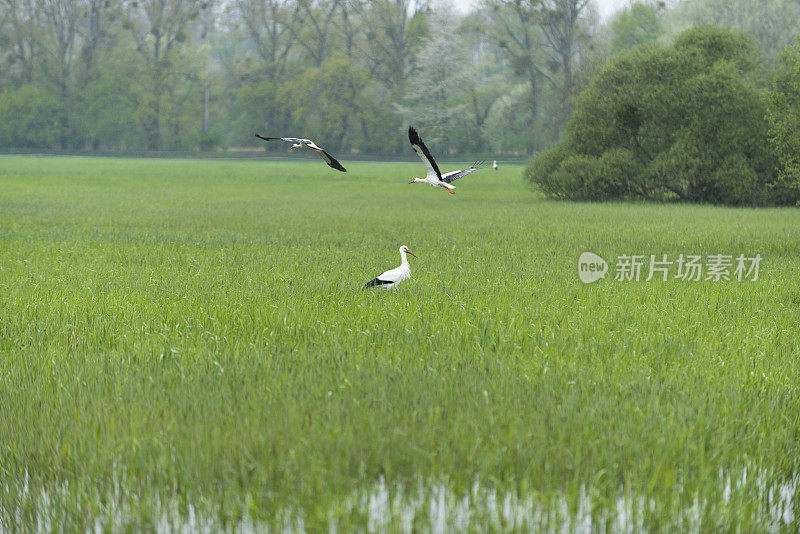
[0, 155, 799, 531]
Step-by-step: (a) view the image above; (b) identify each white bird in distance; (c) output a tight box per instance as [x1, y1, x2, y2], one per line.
[407, 126, 481, 194]
[255, 134, 347, 172]
[364, 246, 417, 289]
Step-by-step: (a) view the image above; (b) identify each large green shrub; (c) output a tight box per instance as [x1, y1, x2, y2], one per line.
[526, 25, 795, 206]
[765, 41, 800, 200]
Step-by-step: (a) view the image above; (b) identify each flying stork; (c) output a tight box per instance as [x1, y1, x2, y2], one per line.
[407, 126, 481, 194]
[364, 246, 417, 289]
[255, 134, 346, 172]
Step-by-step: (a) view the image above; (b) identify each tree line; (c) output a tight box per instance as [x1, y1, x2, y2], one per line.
[0, 0, 605, 154]
[2, 0, 800, 168]
[0, 0, 688, 156]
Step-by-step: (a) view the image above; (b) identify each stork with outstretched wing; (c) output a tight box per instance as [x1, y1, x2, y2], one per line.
[406, 127, 481, 194]
[255, 134, 346, 172]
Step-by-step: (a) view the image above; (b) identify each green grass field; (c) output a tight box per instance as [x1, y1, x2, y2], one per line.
[1, 156, 799, 531]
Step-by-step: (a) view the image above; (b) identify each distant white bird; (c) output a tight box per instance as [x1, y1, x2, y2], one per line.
[407, 127, 480, 194]
[255, 134, 346, 172]
[364, 245, 417, 289]
[493, 160, 498, 171]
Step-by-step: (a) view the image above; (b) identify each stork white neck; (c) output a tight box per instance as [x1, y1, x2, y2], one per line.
[399, 249, 410, 267]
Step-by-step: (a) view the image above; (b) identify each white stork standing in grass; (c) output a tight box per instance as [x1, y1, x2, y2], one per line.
[364, 246, 417, 289]
[254, 133, 347, 172]
[407, 126, 481, 194]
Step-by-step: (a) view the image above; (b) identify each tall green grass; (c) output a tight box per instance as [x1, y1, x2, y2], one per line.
[0, 156, 799, 531]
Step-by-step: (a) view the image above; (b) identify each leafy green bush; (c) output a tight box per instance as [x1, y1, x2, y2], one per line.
[526, 142, 570, 198]
[528, 148, 641, 201]
[765, 41, 800, 200]
[550, 154, 603, 199]
[599, 149, 642, 199]
[526, 25, 795, 206]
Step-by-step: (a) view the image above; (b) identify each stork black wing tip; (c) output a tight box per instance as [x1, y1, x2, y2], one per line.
[364, 277, 392, 288]
[408, 126, 420, 144]
[322, 150, 347, 172]
[330, 161, 347, 172]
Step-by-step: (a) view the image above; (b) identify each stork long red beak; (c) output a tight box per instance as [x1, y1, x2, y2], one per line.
[408, 180, 415, 184]
[406, 250, 417, 258]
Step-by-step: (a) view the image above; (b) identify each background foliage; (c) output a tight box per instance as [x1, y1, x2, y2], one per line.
[0, 0, 601, 154]
[526, 24, 800, 205]
[4, 0, 800, 201]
